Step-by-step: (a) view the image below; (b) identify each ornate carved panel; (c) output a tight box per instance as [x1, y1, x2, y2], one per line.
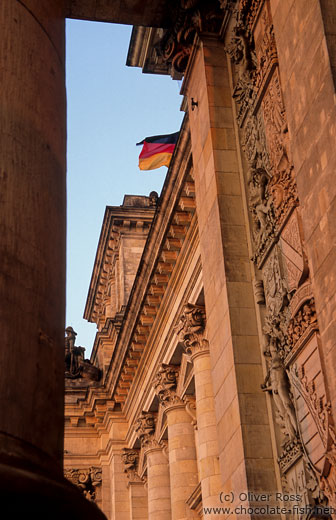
[226, 0, 334, 511]
[154, 0, 224, 76]
[280, 210, 309, 294]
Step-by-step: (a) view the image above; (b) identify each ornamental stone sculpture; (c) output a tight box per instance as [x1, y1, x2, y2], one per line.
[152, 364, 180, 407]
[64, 326, 100, 382]
[64, 467, 102, 502]
[121, 448, 143, 483]
[134, 412, 156, 447]
[262, 338, 298, 443]
[175, 303, 209, 358]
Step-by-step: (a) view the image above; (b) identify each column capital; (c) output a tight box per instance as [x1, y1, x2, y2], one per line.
[133, 411, 168, 455]
[134, 411, 156, 446]
[175, 303, 210, 360]
[152, 363, 184, 410]
[64, 466, 102, 502]
[121, 448, 145, 484]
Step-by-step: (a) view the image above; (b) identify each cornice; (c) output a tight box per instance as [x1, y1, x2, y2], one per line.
[65, 114, 199, 431]
[84, 202, 155, 324]
[123, 219, 200, 421]
[103, 114, 193, 403]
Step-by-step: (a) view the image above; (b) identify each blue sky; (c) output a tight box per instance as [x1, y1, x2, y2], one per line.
[66, 20, 184, 354]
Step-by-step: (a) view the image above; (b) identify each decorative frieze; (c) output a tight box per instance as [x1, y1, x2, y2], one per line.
[64, 466, 102, 502]
[238, 0, 263, 33]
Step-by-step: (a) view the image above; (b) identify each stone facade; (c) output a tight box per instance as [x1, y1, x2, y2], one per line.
[2, 0, 336, 518]
[64, 2, 336, 518]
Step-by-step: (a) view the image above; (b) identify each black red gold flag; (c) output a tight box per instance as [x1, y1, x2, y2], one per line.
[137, 132, 179, 170]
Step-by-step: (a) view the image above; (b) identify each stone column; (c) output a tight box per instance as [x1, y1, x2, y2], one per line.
[110, 450, 131, 520]
[181, 33, 276, 504]
[0, 2, 104, 517]
[153, 365, 199, 520]
[134, 412, 171, 520]
[176, 304, 222, 509]
[122, 449, 148, 520]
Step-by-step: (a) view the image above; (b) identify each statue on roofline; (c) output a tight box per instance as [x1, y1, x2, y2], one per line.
[64, 326, 100, 382]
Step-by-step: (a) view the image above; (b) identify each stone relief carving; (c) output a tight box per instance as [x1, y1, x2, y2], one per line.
[262, 338, 298, 444]
[64, 466, 102, 502]
[284, 300, 318, 364]
[226, 0, 333, 512]
[261, 68, 289, 171]
[226, 14, 257, 125]
[278, 439, 302, 474]
[238, 0, 263, 34]
[262, 246, 288, 318]
[241, 113, 271, 172]
[227, 4, 298, 265]
[248, 167, 275, 260]
[175, 303, 209, 358]
[280, 210, 309, 294]
[280, 457, 330, 519]
[154, 0, 223, 76]
[290, 363, 336, 511]
[64, 326, 100, 382]
[253, 6, 278, 94]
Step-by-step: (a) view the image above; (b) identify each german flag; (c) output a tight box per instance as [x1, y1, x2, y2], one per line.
[137, 132, 179, 171]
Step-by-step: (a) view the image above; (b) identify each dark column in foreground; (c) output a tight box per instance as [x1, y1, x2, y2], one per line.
[0, 2, 104, 517]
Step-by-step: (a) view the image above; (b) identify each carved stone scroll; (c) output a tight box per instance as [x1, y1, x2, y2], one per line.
[134, 412, 156, 448]
[152, 364, 181, 407]
[121, 448, 144, 483]
[64, 467, 102, 502]
[175, 303, 209, 359]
